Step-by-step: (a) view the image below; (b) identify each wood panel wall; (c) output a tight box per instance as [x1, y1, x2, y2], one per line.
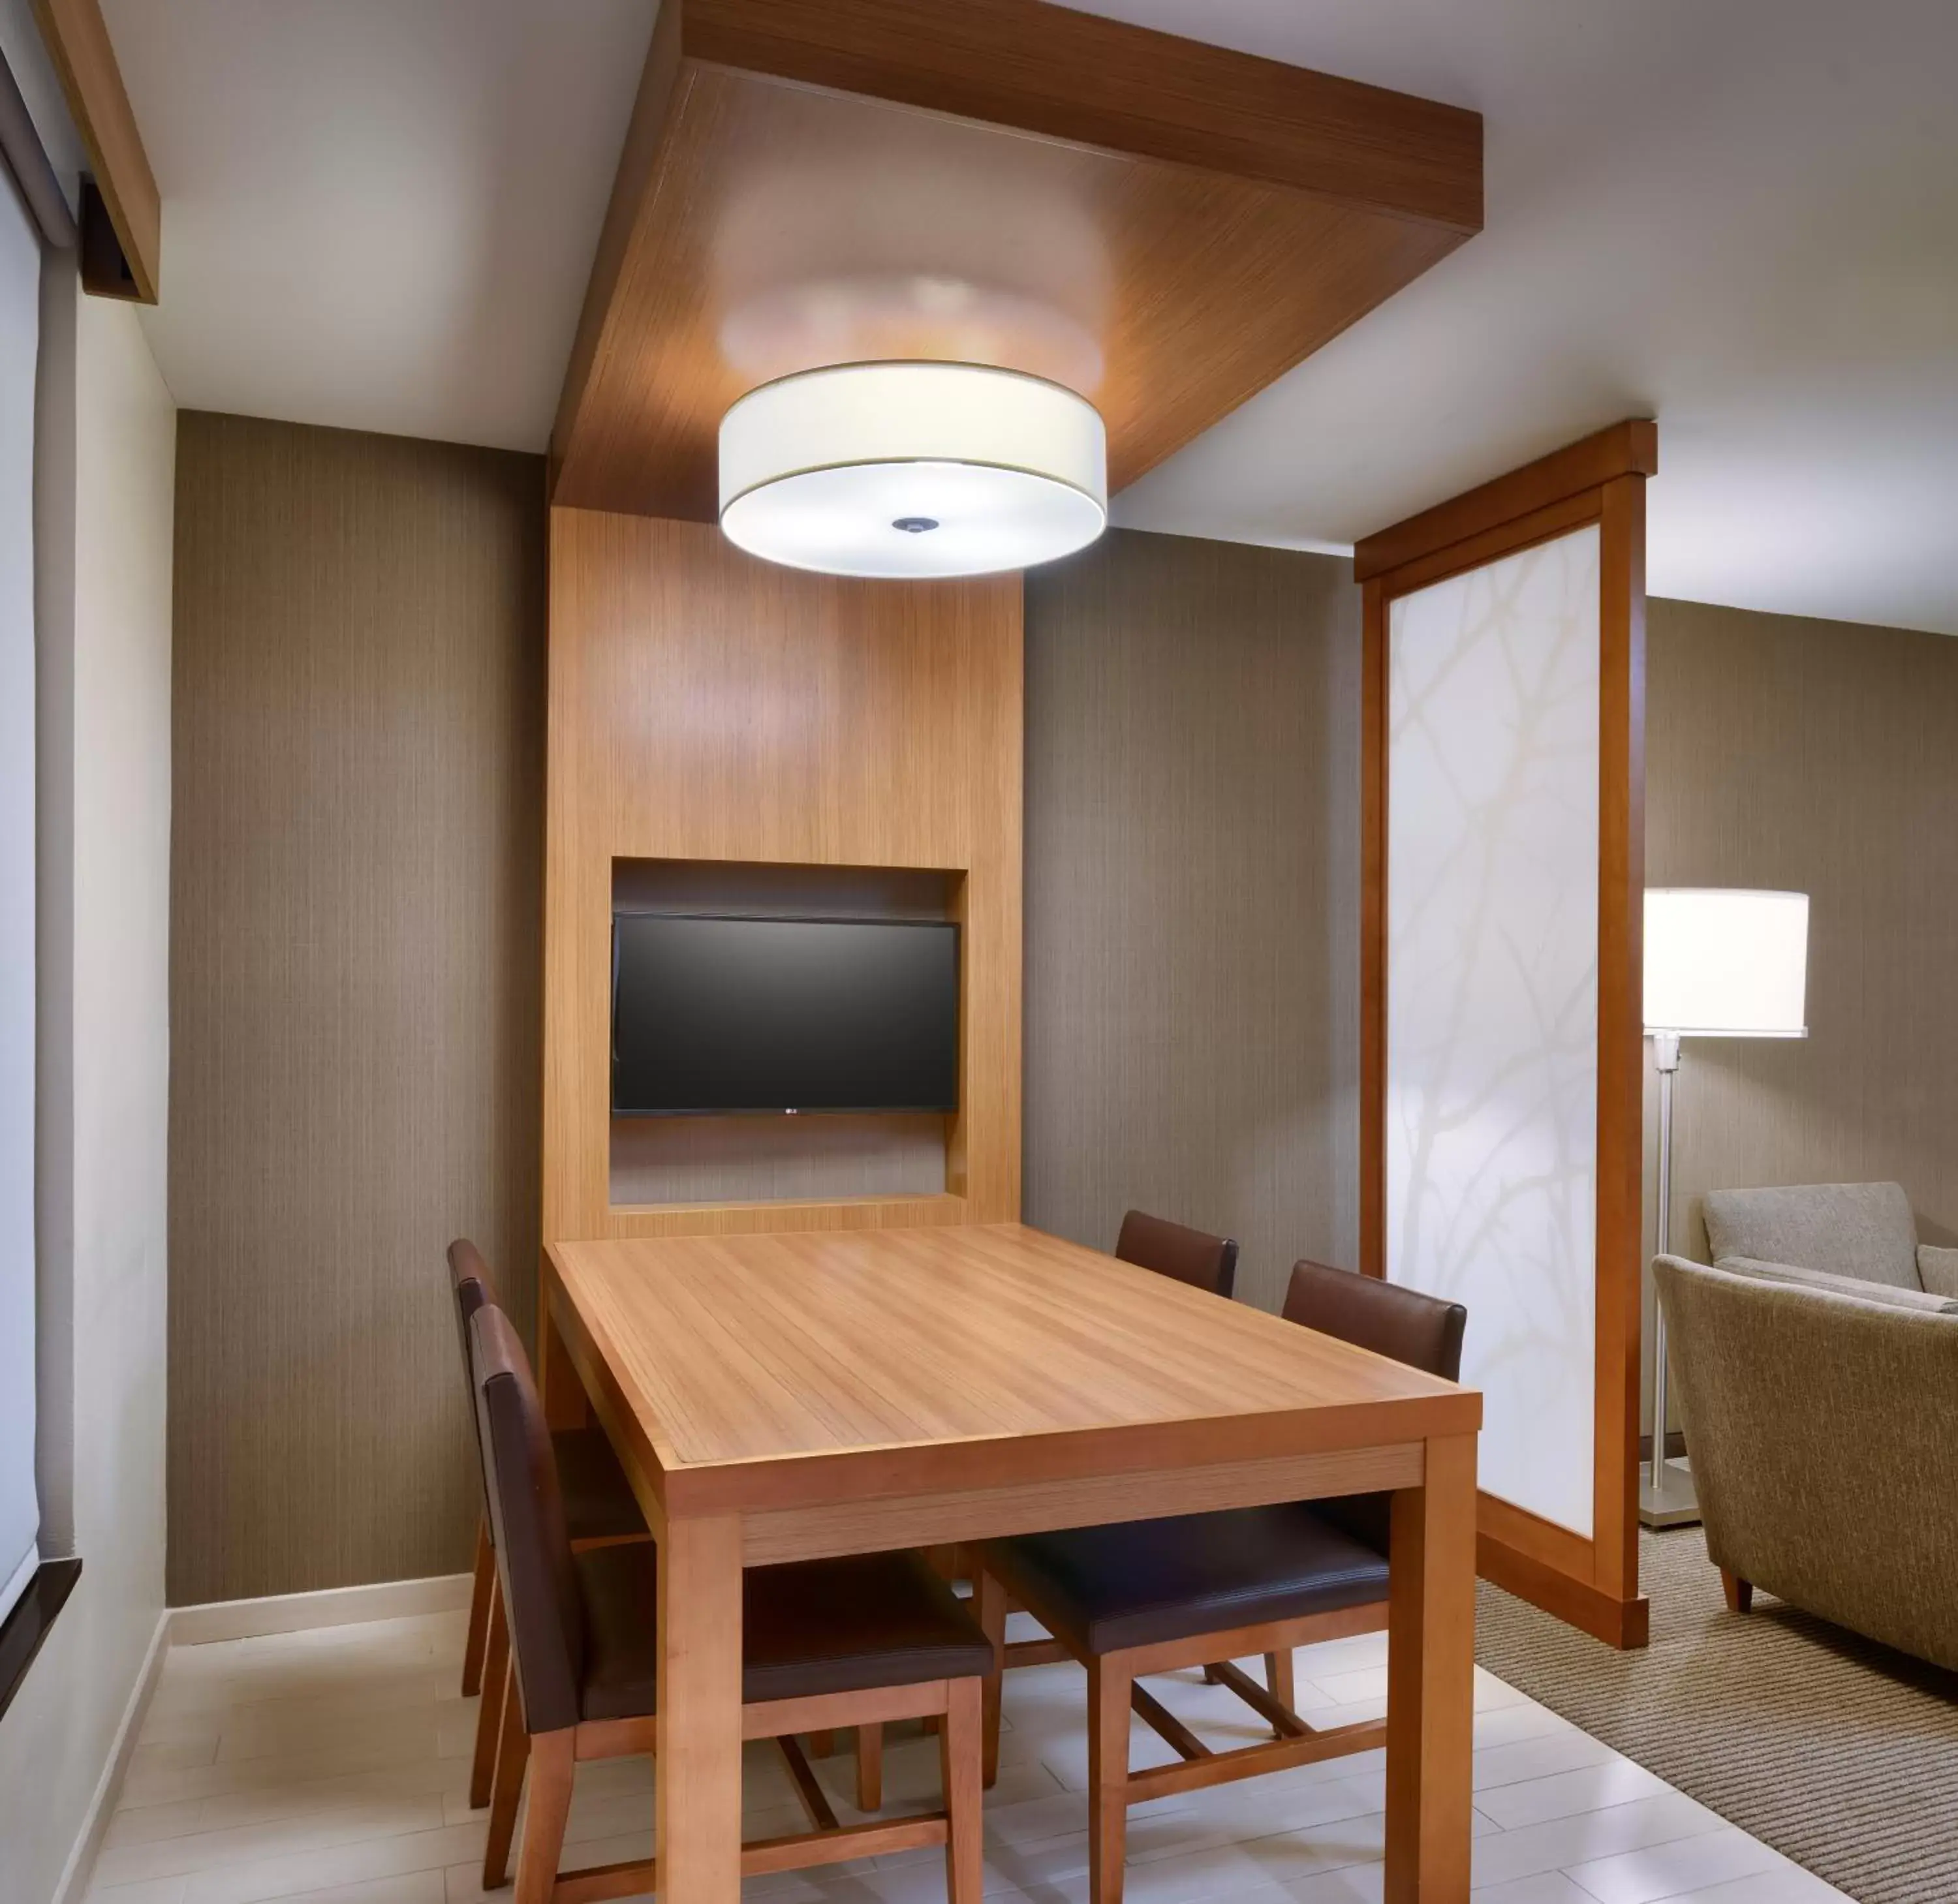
[1022, 529, 1361, 1313]
[542, 510, 1023, 1246]
[167, 414, 545, 1603]
[1643, 597, 1958, 1402]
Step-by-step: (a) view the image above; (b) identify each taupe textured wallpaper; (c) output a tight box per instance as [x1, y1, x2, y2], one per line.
[168, 414, 545, 1603]
[1642, 598, 1958, 1415]
[1023, 529, 1362, 1313]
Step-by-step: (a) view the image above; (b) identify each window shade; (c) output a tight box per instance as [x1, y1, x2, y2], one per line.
[0, 168, 41, 1626]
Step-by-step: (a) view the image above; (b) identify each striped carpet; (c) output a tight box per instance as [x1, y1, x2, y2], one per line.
[1474, 1527, 1958, 1904]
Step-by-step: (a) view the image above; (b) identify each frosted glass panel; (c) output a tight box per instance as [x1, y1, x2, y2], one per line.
[1387, 525, 1600, 1538]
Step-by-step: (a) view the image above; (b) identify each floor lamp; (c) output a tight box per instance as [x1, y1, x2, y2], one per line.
[1640, 888, 1810, 1528]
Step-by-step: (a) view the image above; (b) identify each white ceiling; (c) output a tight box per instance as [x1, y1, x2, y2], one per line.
[102, 0, 654, 453]
[103, 0, 1958, 634]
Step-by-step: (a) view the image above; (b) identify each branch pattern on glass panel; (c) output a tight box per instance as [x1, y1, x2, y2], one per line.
[1386, 526, 1601, 1538]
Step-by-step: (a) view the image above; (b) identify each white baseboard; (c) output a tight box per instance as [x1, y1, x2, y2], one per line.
[169, 1573, 473, 1646]
[52, 1606, 170, 1904]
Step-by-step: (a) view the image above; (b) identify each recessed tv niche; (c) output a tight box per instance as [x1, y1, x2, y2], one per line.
[611, 913, 960, 1117]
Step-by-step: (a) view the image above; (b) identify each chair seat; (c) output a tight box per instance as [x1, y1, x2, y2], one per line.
[552, 1426, 648, 1543]
[579, 1547, 995, 1721]
[978, 1506, 1390, 1657]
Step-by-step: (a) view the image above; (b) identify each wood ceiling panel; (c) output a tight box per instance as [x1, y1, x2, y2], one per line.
[552, 0, 1481, 521]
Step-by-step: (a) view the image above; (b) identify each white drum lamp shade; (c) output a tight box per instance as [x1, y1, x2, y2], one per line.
[1643, 888, 1810, 1037]
[718, 361, 1107, 579]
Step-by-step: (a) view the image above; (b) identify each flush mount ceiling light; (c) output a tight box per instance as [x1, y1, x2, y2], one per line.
[718, 361, 1107, 579]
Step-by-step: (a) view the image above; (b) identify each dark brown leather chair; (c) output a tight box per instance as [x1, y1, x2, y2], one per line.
[448, 1240, 647, 1807]
[1115, 1208, 1239, 1298]
[973, 1259, 1467, 1904]
[467, 1302, 989, 1904]
[959, 1212, 1243, 1677]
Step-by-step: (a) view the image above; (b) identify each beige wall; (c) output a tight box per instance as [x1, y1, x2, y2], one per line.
[1023, 529, 1361, 1313]
[166, 415, 545, 1605]
[1, 272, 176, 1904]
[1641, 596, 1958, 1422]
[151, 465, 1956, 1579]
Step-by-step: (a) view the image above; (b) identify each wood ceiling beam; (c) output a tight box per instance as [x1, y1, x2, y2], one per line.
[33, 0, 161, 301]
[552, 0, 1484, 517]
[681, 0, 1483, 233]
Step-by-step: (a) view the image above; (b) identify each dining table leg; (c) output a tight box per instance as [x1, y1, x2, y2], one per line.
[657, 1511, 745, 1904]
[1383, 1431, 1478, 1903]
[538, 1269, 590, 1431]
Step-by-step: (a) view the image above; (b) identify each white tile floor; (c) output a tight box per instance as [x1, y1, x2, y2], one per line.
[82, 1606, 1854, 1904]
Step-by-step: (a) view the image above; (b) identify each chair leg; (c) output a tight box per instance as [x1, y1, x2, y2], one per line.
[974, 1567, 1006, 1789]
[856, 1721, 884, 1812]
[923, 1544, 968, 1585]
[463, 1517, 494, 1698]
[1086, 1658, 1131, 1904]
[512, 1728, 574, 1904]
[1720, 1569, 1754, 1616]
[809, 1728, 839, 1758]
[469, 1574, 508, 1809]
[482, 1659, 529, 1888]
[1264, 1648, 1296, 1728]
[940, 1678, 984, 1904]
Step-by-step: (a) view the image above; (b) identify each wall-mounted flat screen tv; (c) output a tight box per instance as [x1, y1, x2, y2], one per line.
[611, 914, 960, 1116]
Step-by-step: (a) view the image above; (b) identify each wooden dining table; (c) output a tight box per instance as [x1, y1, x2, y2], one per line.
[541, 1221, 1482, 1904]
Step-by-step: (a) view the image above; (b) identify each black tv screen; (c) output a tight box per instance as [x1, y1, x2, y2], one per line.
[611, 914, 960, 1116]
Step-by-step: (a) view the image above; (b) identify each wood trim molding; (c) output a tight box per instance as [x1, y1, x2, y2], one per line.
[606, 1192, 969, 1236]
[1352, 419, 1657, 583]
[1476, 1493, 1592, 1582]
[32, 0, 160, 301]
[1358, 576, 1388, 1278]
[1593, 471, 1648, 1605]
[1358, 423, 1656, 1650]
[1478, 1529, 1649, 1651]
[1366, 489, 1605, 606]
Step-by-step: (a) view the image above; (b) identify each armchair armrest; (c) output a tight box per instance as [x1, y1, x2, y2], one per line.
[1919, 1245, 1958, 1300]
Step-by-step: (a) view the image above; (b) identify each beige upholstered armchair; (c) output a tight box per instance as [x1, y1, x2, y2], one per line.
[1655, 1189, 1958, 1670]
[1700, 1179, 1958, 1299]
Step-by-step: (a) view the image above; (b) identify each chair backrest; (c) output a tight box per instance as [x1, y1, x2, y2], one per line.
[448, 1238, 495, 1367]
[1281, 1259, 1466, 1381]
[1115, 1209, 1239, 1299]
[1700, 1182, 1920, 1291]
[1281, 1261, 1466, 1558]
[448, 1239, 497, 1518]
[469, 1303, 585, 1734]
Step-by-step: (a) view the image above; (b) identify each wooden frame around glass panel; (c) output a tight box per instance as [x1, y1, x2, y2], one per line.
[1356, 420, 1654, 1650]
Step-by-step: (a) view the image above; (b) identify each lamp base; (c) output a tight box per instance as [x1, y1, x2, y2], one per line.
[1638, 1457, 1701, 1529]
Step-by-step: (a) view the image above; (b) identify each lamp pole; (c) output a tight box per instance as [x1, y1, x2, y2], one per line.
[1642, 1029, 1700, 1526]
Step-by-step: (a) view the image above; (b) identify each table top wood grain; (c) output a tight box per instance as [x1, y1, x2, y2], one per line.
[546, 1223, 1480, 1517]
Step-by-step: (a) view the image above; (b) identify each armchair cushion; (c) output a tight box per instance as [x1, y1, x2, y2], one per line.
[1918, 1245, 1958, 1300]
[1702, 1181, 1920, 1289]
[1718, 1256, 1958, 1315]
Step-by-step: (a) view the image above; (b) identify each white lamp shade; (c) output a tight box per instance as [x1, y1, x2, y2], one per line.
[718, 361, 1106, 579]
[1643, 888, 1809, 1037]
